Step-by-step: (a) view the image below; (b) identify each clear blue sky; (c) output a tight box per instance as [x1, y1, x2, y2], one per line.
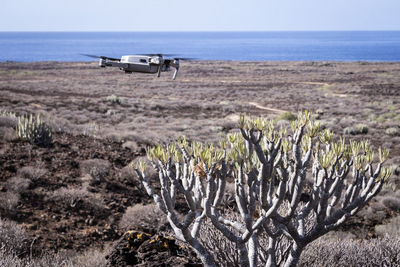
[1, 0, 400, 31]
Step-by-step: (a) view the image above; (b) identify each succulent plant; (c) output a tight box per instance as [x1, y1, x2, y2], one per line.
[16, 114, 52, 147]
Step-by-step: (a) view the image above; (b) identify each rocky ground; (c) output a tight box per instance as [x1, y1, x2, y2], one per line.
[0, 61, 399, 264]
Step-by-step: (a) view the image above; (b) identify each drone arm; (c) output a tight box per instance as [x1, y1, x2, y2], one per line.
[99, 59, 126, 68]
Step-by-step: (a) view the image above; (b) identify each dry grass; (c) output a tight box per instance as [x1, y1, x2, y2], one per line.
[1, 61, 399, 152]
[119, 203, 169, 233]
[0, 247, 107, 267]
[300, 235, 400, 266]
[0, 192, 20, 214]
[380, 195, 400, 211]
[80, 159, 111, 184]
[0, 218, 28, 255]
[5, 177, 31, 193]
[17, 165, 47, 181]
[375, 215, 400, 237]
[46, 186, 105, 212]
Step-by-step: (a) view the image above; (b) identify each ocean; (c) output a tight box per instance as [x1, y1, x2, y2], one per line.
[1, 31, 400, 62]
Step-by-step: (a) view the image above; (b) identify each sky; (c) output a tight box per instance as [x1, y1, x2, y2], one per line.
[1, 0, 400, 31]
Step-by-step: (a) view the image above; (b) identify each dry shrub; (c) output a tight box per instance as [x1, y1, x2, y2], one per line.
[355, 123, 369, 134]
[342, 121, 369, 135]
[386, 127, 400, 136]
[119, 165, 142, 190]
[0, 127, 17, 141]
[31, 248, 107, 267]
[119, 203, 168, 233]
[17, 165, 47, 181]
[0, 114, 18, 128]
[277, 111, 297, 122]
[380, 196, 400, 211]
[105, 94, 122, 105]
[375, 215, 400, 237]
[0, 247, 23, 267]
[77, 122, 100, 137]
[67, 248, 107, 267]
[0, 192, 20, 214]
[6, 177, 31, 193]
[199, 216, 239, 267]
[80, 159, 111, 183]
[358, 200, 387, 222]
[197, 210, 292, 267]
[0, 218, 28, 255]
[0, 247, 107, 267]
[122, 140, 140, 151]
[221, 182, 236, 207]
[47, 186, 89, 207]
[47, 186, 105, 212]
[300, 236, 400, 266]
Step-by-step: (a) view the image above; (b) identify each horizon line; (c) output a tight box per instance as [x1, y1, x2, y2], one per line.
[1, 29, 400, 33]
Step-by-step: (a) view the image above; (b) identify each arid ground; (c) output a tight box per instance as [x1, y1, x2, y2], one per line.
[0, 61, 400, 264]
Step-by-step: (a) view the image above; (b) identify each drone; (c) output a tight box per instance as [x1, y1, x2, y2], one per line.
[83, 54, 192, 80]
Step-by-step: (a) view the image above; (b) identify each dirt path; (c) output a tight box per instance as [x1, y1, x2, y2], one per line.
[248, 102, 286, 114]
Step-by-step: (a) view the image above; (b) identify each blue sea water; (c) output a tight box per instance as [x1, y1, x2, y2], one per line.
[0, 31, 400, 62]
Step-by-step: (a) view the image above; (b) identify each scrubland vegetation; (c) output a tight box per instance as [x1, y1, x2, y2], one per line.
[0, 61, 400, 266]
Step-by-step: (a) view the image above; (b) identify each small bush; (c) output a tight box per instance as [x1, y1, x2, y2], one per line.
[221, 182, 236, 207]
[31, 249, 107, 267]
[16, 114, 52, 147]
[0, 117, 18, 128]
[79, 122, 100, 136]
[343, 127, 355, 135]
[277, 111, 297, 122]
[47, 187, 88, 207]
[6, 177, 31, 193]
[0, 246, 107, 267]
[386, 127, 400, 136]
[300, 236, 400, 266]
[0, 218, 28, 255]
[0, 247, 22, 267]
[355, 123, 368, 134]
[381, 196, 400, 211]
[17, 165, 47, 181]
[0, 127, 17, 141]
[80, 159, 111, 184]
[119, 203, 168, 233]
[106, 109, 116, 116]
[119, 165, 142, 190]
[344, 124, 369, 135]
[375, 215, 400, 237]
[0, 192, 20, 214]
[106, 94, 122, 105]
[393, 164, 400, 176]
[47, 186, 105, 213]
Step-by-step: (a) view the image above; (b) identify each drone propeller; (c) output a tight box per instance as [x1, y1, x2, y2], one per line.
[81, 54, 121, 61]
[142, 53, 176, 57]
[173, 57, 197, 61]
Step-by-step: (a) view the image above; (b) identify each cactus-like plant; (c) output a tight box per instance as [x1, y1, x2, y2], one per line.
[16, 114, 52, 147]
[135, 111, 391, 267]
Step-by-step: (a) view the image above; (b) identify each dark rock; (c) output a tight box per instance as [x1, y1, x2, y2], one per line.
[106, 230, 201, 267]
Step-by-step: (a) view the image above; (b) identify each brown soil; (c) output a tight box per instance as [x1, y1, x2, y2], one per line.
[0, 61, 400, 258]
[0, 132, 148, 253]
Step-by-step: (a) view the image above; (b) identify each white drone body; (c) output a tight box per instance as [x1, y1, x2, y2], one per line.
[85, 54, 183, 80]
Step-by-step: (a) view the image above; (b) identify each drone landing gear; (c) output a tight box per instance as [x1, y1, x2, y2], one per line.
[173, 67, 179, 80]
